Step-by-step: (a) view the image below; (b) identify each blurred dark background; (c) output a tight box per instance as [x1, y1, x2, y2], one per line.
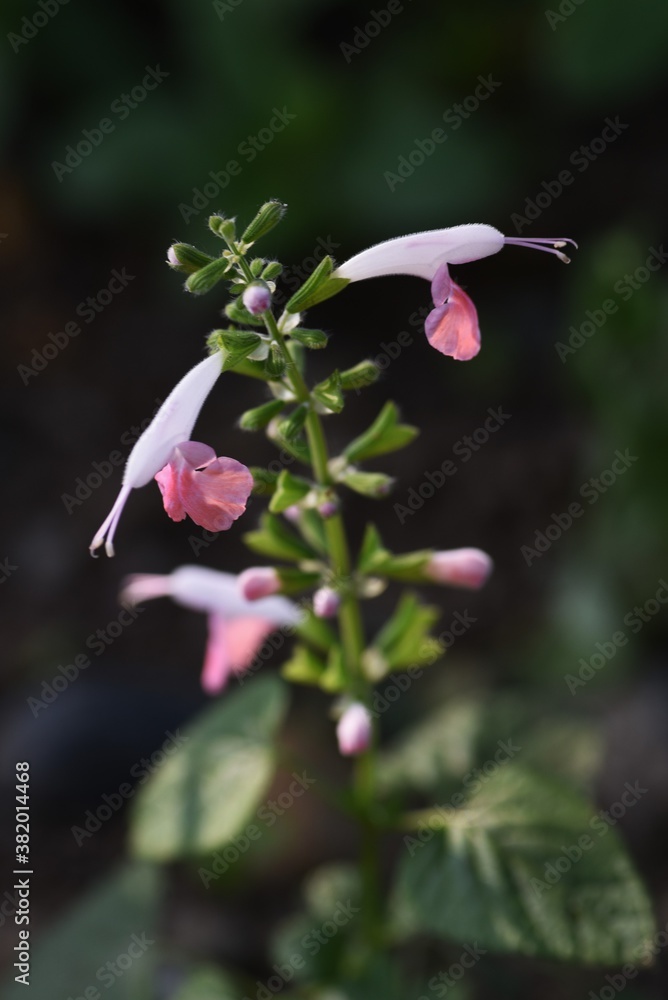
[2, 0, 668, 996]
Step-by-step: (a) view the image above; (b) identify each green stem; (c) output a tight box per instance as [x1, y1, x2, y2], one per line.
[236, 250, 382, 959]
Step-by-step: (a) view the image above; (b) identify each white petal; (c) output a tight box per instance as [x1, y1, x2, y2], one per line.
[123, 352, 222, 488]
[168, 566, 303, 625]
[335, 224, 505, 282]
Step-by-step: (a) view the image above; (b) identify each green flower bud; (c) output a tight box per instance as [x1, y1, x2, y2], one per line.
[241, 200, 286, 245]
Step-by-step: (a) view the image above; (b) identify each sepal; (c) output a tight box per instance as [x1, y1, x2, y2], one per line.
[345, 401, 418, 463]
[185, 256, 232, 295]
[285, 255, 350, 313]
[241, 200, 286, 245]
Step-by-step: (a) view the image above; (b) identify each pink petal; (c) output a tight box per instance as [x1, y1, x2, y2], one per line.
[155, 441, 253, 532]
[425, 283, 480, 361]
[200, 614, 274, 695]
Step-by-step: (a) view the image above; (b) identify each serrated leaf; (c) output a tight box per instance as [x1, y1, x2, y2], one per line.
[244, 513, 316, 563]
[130, 676, 289, 860]
[345, 401, 419, 463]
[281, 644, 327, 685]
[269, 470, 312, 513]
[313, 371, 344, 414]
[392, 766, 656, 965]
[374, 592, 443, 669]
[1, 864, 161, 1000]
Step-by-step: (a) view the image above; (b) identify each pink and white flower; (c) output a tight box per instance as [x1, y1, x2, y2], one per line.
[90, 352, 252, 556]
[121, 565, 302, 694]
[335, 224, 577, 361]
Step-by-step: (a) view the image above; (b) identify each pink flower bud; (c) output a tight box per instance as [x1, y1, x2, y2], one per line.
[238, 566, 280, 601]
[242, 283, 272, 315]
[336, 703, 372, 757]
[283, 505, 302, 523]
[425, 548, 492, 589]
[313, 586, 339, 619]
[318, 499, 339, 519]
[167, 246, 179, 268]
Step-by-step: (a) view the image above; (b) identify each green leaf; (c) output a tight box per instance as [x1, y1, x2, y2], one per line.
[172, 965, 239, 1000]
[244, 513, 316, 563]
[285, 256, 349, 313]
[185, 256, 231, 294]
[1, 864, 161, 1000]
[345, 401, 419, 463]
[218, 329, 263, 371]
[281, 644, 327, 685]
[240, 399, 286, 432]
[338, 470, 395, 498]
[392, 766, 656, 965]
[313, 371, 344, 413]
[272, 864, 361, 987]
[269, 470, 312, 513]
[130, 675, 289, 860]
[374, 592, 443, 669]
[290, 327, 329, 349]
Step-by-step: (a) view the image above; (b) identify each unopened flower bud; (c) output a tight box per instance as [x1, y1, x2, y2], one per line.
[243, 282, 272, 315]
[313, 586, 340, 619]
[425, 548, 492, 589]
[318, 498, 339, 519]
[167, 246, 179, 268]
[336, 703, 372, 757]
[283, 505, 301, 523]
[238, 566, 280, 601]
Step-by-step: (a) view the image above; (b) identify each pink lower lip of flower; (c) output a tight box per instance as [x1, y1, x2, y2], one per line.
[425, 548, 493, 589]
[238, 567, 281, 601]
[425, 278, 480, 362]
[120, 566, 302, 694]
[336, 703, 373, 756]
[154, 441, 253, 532]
